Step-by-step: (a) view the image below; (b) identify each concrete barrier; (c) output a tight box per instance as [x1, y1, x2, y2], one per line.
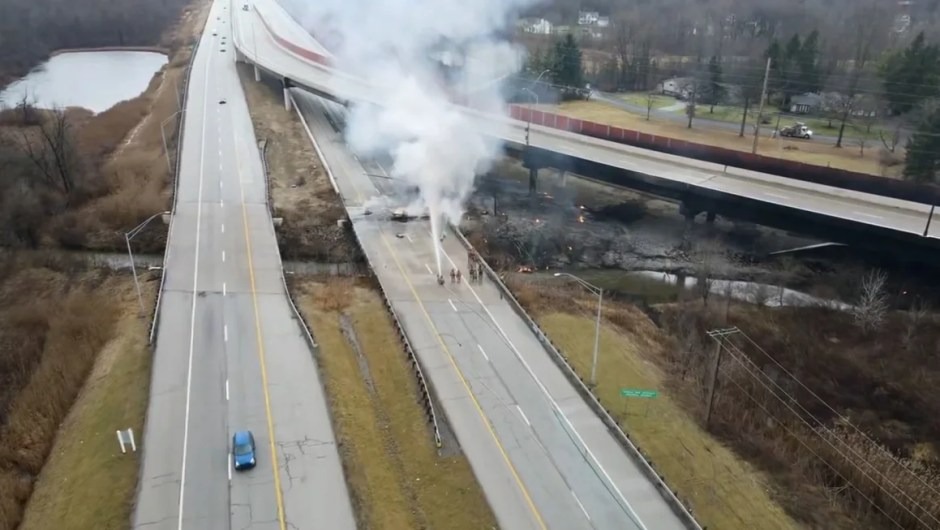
[450, 225, 704, 530]
[149, 34, 201, 346]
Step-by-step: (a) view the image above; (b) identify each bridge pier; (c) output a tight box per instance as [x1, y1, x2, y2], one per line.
[528, 167, 538, 195]
[559, 170, 568, 188]
[254, 65, 261, 82]
[282, 78, 292, 112]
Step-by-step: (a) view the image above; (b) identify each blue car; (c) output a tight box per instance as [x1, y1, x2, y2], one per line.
[232, 430, 256, 471]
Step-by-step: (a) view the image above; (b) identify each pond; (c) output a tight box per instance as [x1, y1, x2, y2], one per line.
[0, 50, 168, 114]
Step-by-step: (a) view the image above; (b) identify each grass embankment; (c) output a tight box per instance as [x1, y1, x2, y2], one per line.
[292, 278, 496, 529]
[541, 100, 892, 177]
[0, 253, 157, 530]
[238, 65, 361, 262]
[507, 274, 940, 530]
[507, 276, 798, 530]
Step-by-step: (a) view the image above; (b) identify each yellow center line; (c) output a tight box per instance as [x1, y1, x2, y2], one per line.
[233, 113, 287, 530]
[344, 151, 547, 529]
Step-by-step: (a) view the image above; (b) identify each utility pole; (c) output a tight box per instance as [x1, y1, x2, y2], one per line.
[751, 57, 772, 154]
[705, 327, 739, 428]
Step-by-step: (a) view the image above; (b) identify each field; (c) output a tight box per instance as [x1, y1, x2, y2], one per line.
[507, 274, 940, 530]
[506, 276, 799, 530]
[0, 254, 157, 530]
[292, 278, 496, 529]
[541, 100, 896, 177]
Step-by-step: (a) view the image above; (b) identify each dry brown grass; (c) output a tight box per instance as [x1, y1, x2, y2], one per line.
[293, 277, 496, 529]
[18, 277, 155, 530]
[238, 65, 361, 262]
[38, 0, 210, 253]
[655, 302, 940, 530]
[506, 276, 799, 529]
[546, 100, 891, 177]
[0, 252, 156, 530]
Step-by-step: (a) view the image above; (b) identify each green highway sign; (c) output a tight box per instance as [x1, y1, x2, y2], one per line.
[620, 389, 658, 399]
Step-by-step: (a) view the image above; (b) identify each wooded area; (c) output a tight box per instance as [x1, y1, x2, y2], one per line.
[0, 0, 191, 84]
[517, 0, 940, 182]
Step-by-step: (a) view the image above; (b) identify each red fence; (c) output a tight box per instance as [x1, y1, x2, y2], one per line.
[507, 104, 940, 203]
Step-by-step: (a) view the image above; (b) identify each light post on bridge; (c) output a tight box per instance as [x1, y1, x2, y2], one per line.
[521, 88, 538, 147]
[125, 211, 171, 316]
[161, 111, 182, 176]
[521, 69, 551, 147]
[553, 272, 603, 386]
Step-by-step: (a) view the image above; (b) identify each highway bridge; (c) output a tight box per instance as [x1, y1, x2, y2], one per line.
[236, 0, 939, 254]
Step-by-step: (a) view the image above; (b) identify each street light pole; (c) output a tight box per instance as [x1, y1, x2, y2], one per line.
[521, 87, 538, 147]
[554, 272, 603, 385]
[161, 111, 182, 175]
[125, 211, 171, 315]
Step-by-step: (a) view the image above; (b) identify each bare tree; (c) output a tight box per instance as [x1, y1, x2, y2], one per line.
[691, 238, 726, 307]
[17, 107, 82, 200]
[646, 92, 656, 120]
[902, 300, 930, 352]
[853, 269, 889, 333]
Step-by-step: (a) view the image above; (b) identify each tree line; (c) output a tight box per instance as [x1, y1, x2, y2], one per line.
[519, 0, 940, 183]
[0, 0, 191, 85]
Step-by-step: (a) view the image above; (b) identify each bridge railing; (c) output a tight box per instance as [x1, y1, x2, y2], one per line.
[149, 32, 202, 346]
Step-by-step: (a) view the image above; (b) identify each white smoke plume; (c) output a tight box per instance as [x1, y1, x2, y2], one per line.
[278, 0, 538, 274]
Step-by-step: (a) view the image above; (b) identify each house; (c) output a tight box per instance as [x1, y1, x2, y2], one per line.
[658, 77, 695, 99]
[596, 16, 610, 28]
[520, 17, 553, 35]
[552, 24, 571, 35]
[790, 93, 823, 114]
[578, 11, 600, 25]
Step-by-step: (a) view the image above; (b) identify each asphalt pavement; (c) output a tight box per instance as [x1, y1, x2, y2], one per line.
[294, 90, 690, 530]
[133, 1, 354, 528]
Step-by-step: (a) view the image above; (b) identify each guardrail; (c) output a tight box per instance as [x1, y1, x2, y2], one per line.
[149, 33, 202, 346]
[450, 225, 704, 530]
[288, 91, 443, 448]
[259, 138, 274, 217]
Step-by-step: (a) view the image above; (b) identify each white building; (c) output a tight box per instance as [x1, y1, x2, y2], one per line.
[578, 11, 600, 25]
[520, 17, 553, 35]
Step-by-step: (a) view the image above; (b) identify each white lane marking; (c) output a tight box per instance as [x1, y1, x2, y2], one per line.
[224, 325, 228, 342]
[515, 405, 531, 426]
[220, 180, 224, 189]
[572, 491, 591, 521]
[225, 379, 229, 401]
[221, 223, 225, 233]
[405, 233, 413, 243]
[424, 263, 433, 275]
[477, 344, 489, 361]
[438, 244, 648, 529]
[854, 211, 884, 220]
[222, 251, 226, 263]
[448, 299, 457, 312]
[227, 454, 232, 481]
[221, 199, 224, 208]
[178, 27, 213, 530]
[223, 282, 227, 296]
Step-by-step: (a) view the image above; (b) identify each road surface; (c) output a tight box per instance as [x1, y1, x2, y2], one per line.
[133, 1, 355, 529]
[293, 90, 691, 530]
[231, 0, 940, 241]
